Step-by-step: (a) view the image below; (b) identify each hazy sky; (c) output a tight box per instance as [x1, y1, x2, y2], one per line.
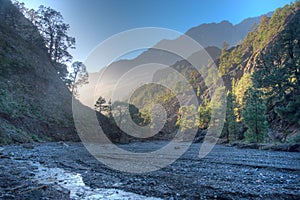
[21, 0, 292, 71]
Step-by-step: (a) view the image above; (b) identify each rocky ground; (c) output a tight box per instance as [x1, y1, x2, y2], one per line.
[0, 141, 299, 200]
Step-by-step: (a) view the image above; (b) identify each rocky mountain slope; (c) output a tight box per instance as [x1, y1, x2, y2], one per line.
[0, 0, 78, 144]
[185, 14, 272, 48]
[86, 13, 271, 101]
[121, 2, 300, 142]
[218, 2, 300, 141]
[1, 0, 299, 145]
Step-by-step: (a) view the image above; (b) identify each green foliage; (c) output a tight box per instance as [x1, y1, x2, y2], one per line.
[0, 127, 7, 144]
[275, 95, 300, 126]
[222, 91, 239, 141]
[218, 1, 300, 142]
[219, 2, 299, 77]
[0, 120, 32, 144]
[288, 135, 300, 143]
[232, 74, 253, 121]
[189, 70, 198, 85]
[219, 42, 243, 76]
[36, 5, 75, 64]
[197, 85, 201, 97]
[0, 89, 24, 118]
[0, 48, 34, 76]
[68, 61, 89, 96]
[197, 101, 211, 129]
[0, 53, 7, 75]
[206, 67, 218, 86]
[129, 83, 178, 128]
[244, 4, 295, 51]
[94, 96, 106, 112]
[219, 42, 229, 76]
[14, 2, 76, 82]
[110, 101, 144, 131]
[252, 5, 300, 126]
[31, 134, 41, 142]
[295, 0, 300, 8]
[176, 105, 199, 132]
[242, 88, 268, 143]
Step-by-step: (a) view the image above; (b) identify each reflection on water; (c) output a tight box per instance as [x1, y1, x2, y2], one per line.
[31, 162, 161, 200]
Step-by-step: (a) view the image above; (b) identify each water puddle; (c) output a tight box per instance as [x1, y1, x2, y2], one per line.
[31, 162, 162, 200]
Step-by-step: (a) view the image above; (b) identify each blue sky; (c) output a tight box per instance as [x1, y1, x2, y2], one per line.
[21, 0, 292, 71]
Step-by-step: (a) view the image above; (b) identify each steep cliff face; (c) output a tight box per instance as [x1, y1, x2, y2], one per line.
[0, 0, 78, 144]
[220, 4, 300, 85]
[219, 3, 300, 137]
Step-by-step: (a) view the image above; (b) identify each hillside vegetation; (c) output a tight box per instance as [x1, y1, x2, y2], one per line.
[1, 0, 300, 146]
[124, 1, 300, 144]
[219, 1, 300, 143]
[0, 0, 77, 144]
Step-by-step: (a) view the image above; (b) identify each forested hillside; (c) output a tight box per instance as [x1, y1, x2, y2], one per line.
[0, 0, 78, 143]
[1, 0, 299, 146]
[0, 1, 299, 199]
[125, 1, 300, 145]
[86, 13, 269, 100]
[219, 1, 300, 143]
[0, 0, 134, 144]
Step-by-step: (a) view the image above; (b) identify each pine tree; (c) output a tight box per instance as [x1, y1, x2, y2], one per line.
[233, 74, 253, 112]
[197, 101, 211, 129]
[223, 91, 239, 141]
[176, 105, 199, 132]
[110, 101, 144, 130]
[253, 15, 300, 126]
[94, 96, 106, 112]
[219, 42, 230, 76]
[242, 89, 268, 143]
[275, 95, 300, 126]
[68, 61, 89, 96]
[36, 5, 75, 64]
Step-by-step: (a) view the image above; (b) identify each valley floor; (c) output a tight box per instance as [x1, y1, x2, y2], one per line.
[0, 141, 299, 199]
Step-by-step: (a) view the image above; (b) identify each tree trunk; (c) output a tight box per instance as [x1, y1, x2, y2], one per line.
[71, 71, 78, 95]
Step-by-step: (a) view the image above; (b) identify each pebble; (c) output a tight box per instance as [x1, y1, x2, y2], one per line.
[149, 180, 157, 186]
[0, 142, 300, 199]
[23, 143, 35, 149]
[0, 147, 4, 154]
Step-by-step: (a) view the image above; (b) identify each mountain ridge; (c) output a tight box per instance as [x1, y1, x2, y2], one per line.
[82, 12, 272, 103]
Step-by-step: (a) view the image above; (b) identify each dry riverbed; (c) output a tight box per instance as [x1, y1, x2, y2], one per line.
[0, 141, 299, 199]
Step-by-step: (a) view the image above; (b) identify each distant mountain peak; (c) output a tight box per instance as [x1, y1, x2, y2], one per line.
[185, 13, 272, 48]
[80, 11, 276, 106]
